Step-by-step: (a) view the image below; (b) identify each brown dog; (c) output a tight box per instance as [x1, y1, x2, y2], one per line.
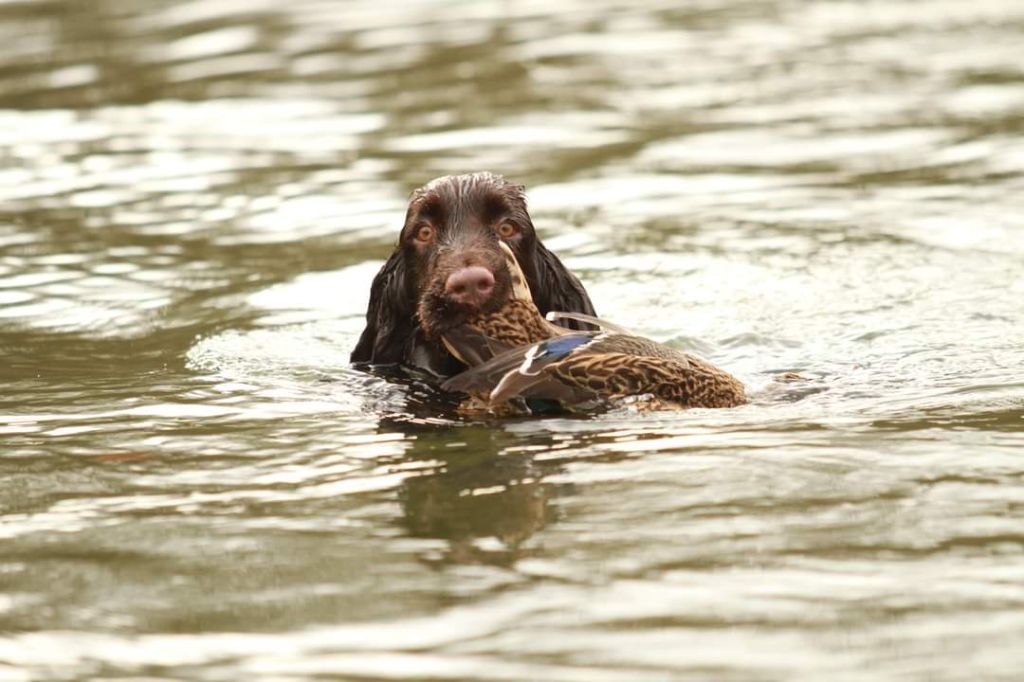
[351, 172, 596, 377]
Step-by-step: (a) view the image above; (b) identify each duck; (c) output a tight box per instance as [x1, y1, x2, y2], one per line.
[439, 243, 747, 413]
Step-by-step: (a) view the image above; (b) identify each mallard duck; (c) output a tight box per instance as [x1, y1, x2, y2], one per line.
[439, 244, 746, 412]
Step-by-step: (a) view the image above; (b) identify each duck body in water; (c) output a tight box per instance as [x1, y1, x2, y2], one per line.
[437, 271, 746, 412]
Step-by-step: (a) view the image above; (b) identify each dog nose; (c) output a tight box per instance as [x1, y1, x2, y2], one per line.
[445, 266, 495, 306]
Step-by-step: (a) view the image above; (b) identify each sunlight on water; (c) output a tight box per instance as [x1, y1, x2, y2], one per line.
[1, 0, 1023, 680]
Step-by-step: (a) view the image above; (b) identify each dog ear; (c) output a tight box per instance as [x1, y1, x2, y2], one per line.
[351, 249, 414, 364]
[530, 241, 596, 322]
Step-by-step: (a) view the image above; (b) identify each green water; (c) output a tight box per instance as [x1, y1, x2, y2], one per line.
[2, 1, 1024, 680]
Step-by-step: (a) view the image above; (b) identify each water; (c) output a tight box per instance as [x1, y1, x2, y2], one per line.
[2, 0, 1024, 679]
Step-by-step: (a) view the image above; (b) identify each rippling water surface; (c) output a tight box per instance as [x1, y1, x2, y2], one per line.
[2, 1, 1024, 680]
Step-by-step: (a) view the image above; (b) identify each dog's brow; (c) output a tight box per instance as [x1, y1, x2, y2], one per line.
[415, 193, 444, 223]
[480, 191, 511, 222]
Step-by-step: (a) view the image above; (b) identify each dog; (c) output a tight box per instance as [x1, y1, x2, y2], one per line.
[351, 172, 596, 377]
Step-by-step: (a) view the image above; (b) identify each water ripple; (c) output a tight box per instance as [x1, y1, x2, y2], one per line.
[2, 0, 1024, 680]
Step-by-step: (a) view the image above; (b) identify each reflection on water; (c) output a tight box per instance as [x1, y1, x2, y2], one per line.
[397, 426, 558, 566]
[2, 0, 1024, 680]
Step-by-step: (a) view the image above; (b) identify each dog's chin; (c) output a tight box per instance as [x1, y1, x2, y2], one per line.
[418, 285, 510, 341]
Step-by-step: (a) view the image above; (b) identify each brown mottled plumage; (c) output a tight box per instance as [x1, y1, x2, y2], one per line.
[467, 298, 562, 347]
[442, 296, 747, 411]
[547, 346, 746, 408]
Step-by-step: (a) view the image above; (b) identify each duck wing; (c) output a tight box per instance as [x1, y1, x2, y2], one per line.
[442, 333, 599, 398]
[441, 343, 540, 393]
[487, 343, 692, 405]
[488, 334, 610, 404]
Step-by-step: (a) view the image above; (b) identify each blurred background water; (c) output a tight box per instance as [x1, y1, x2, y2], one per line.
[2, 1, 1024, 680]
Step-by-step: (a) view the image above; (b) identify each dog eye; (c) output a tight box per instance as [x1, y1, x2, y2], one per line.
[415, 225, 434, 243]
[497, 223, 519, 238]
